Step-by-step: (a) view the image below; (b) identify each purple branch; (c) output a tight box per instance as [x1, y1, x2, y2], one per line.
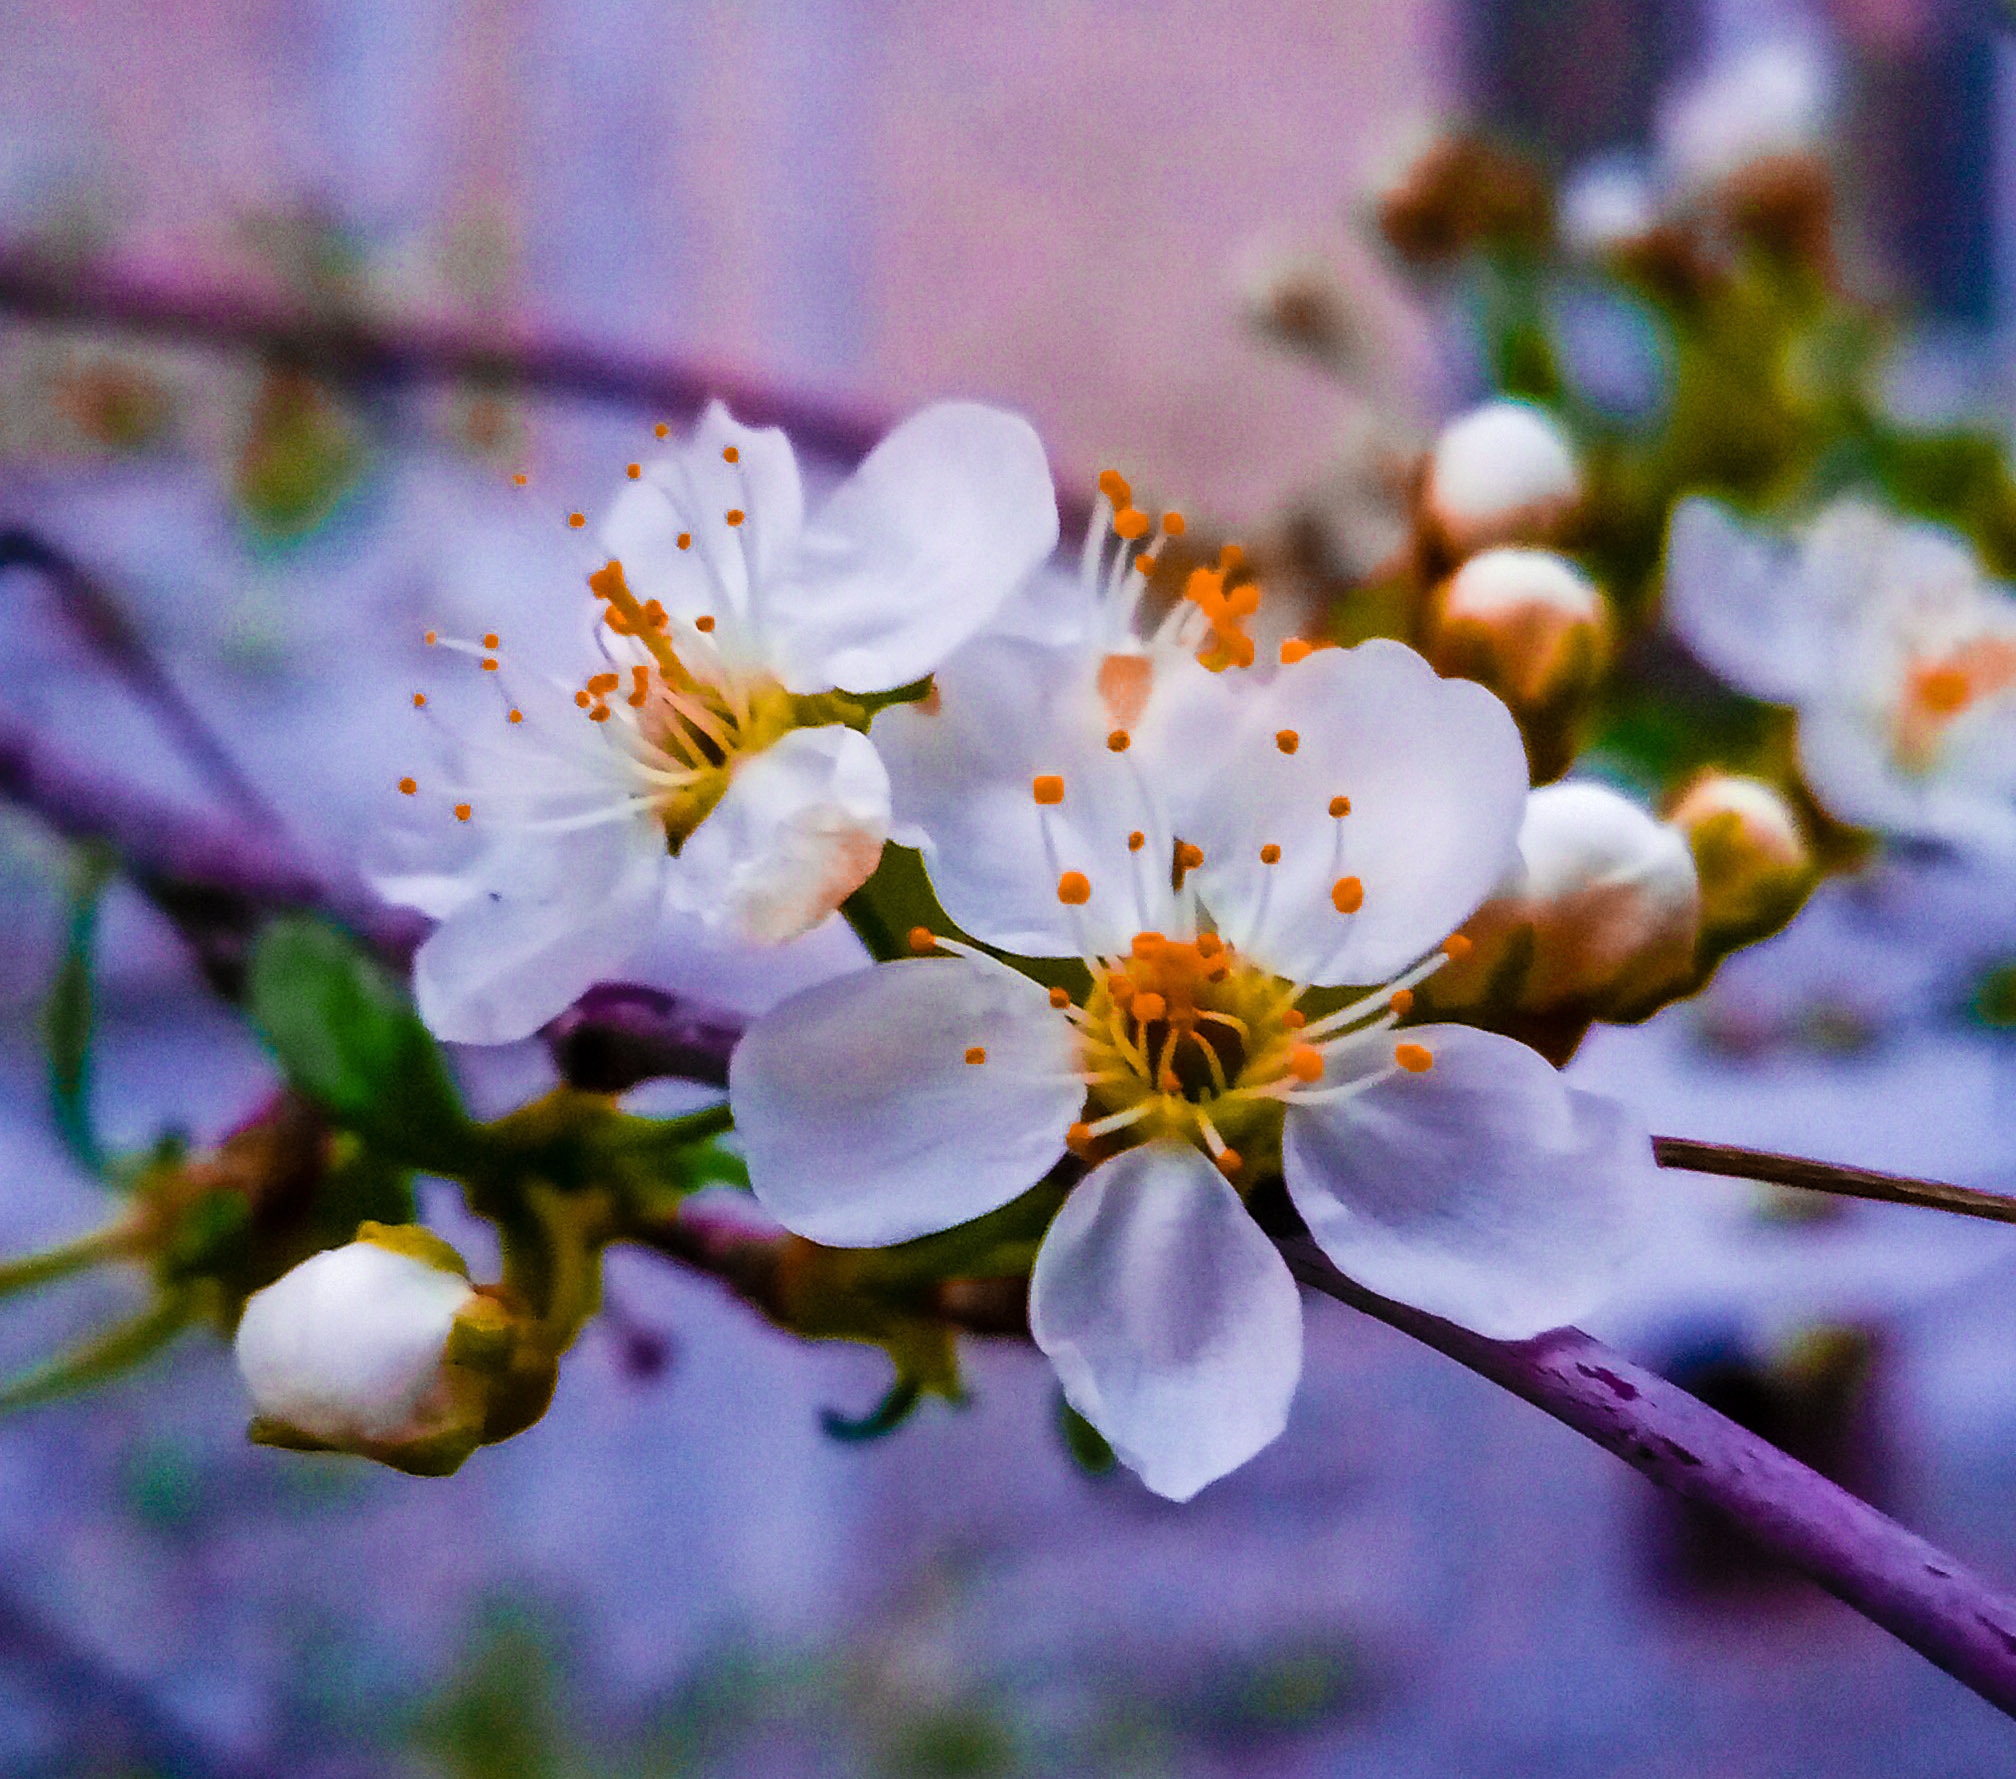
[1279, 1237, 2016, 1716]
[0, 256, 1100, 535]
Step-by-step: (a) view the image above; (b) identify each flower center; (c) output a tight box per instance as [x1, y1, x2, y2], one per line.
[1894, 635, 2016, 773]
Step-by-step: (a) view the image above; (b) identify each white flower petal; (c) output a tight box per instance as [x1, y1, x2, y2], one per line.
[732, 956, 1082, 1246]
[1285, 1024, 1652, 1339]
[413, 813, 667, 1045]
[876, 638, 1185, 956]
[760, 403, 1059, 695]
[1182, 641, 1528, 984]
[1664, 497, 1838, 704]
[601, 401, 806, 630]
[1030, 1142, 1303, 1501]
[235, 1242, 475, 1444]
[666, 725, 891, 945]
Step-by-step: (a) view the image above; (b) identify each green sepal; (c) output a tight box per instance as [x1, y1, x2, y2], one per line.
[1057, 1395, 1116, 1475]
[820, 1374, 925, 1443]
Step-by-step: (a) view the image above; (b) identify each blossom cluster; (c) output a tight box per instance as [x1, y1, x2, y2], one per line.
[234, 401, 1677, 1498]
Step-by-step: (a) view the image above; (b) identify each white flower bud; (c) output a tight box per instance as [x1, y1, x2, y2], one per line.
[1656, 38, 1831, 197]
[235, 1230, 478, 1448]
[1429, 549, 1612, 777]
[1424, 401, 1582, 553]
[1559, 158, 1657, 258]
[1435, 781, 1701, 1019]
[1667, 771, 1814, 948]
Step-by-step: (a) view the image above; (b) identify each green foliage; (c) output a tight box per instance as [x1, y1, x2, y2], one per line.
[247, 916, 474, 1170]
[1058, 1395, 1116, 1475]
[43, 843, 114, 1174]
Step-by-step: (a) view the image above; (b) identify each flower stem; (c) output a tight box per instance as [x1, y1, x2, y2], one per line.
[1278, 1237, 2016, 1719]
[1653, 1135, 2016, 1226]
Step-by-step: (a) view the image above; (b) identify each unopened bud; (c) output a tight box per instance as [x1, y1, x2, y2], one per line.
[1432, 782, 1701, 1023]
[234, 1225, 500, 1473]
[1428, 548, 1611, 779]
[1668, 771, 1815, 949]
[1423, 400, 1582, 556]
[1239, 251, 1361, 376]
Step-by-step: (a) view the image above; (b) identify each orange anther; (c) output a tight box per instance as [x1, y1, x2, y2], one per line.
[412, 692, 427, 708]
[965, 1046, 987, 1065]
[1057, 871, 1091, 905]
[1390, 988, 1415, 1016]
[696, 614, 716, 632]
[677, 532, 692, 550]
[483, 632, 500, 649]
[654, 422, 670, 438]
[1033, 774, 1065, 805]
[1329, 795, 1351, 818]
[1275, 729, 1301, 756]
[1332, 875, 1364, 914]
[424, 630, 439, 646]
[454, 802, 473, 822]
[626, 463, 641, 480]
[589, 706, 612, 723]
[1113, 507, 1150, 541]
[1107, 730, 1131, 752]
[1260, 843, 1281, 864]
[1127, 830, 1146, 852]
[1289, 1045, 1325, 1083]
[641, 599, 668, 630]
[908, 926, 937, 954]
[1132, 992, 1167, 1023]
[575, 689, 592, 708]
[398, 777, 417, 795]
[1049, 986, 1071, 1009]
[1282, 1007, 1305, 1028]
[725, 508, 745, 526]
[1395, 1042, 1434, 1074]
[1442, 933, 1473, 961]
[511, 472, 528, 487]
[1098, 469, 1132, 505]
[723, 445, 740, 463]
[1177, 842, 1204, 869]
[588, 672, 620, 694]
[508, 709, 524, 724]
[568, 512, 585, 529]
[1131, 932, 1167, 955]
[481, 657, 499, 672]
[1195, 933, 1224, 958]
[1162, 511, 1185, 536]
[1280, 638, 1314, 665]
[1159, 1067, 1181, 1093]
[1218, 544, 1244, 571]
[628, 665, 651, 707]
[1215, 1149, 1243, 1179]
[1067, 1121, 1094, 1155]
[1134, 555, 1156, 577]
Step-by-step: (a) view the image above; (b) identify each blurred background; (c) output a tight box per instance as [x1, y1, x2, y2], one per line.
[6, 0, 2016, 1774]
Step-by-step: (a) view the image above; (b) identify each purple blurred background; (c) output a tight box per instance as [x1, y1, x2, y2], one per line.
[4, 1, 2016, 1774]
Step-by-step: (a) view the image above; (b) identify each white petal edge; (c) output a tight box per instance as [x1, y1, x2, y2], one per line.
[761, 402, 1060, 695]
[412, 813, 667, 1045]
[731, 956, 1082, 1247]
[1284, 1024, 1653, 1339]
[1030, 1141, 1304, 1502]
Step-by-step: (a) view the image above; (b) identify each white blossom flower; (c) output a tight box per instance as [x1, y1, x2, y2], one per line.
[1667, 498, 2016, 858]
[373, 401, 1058, 1044]
[736, 622, 1654, 1501]
[235, 1232, 478, 1448]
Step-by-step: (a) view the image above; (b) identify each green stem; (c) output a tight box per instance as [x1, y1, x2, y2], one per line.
[0, 1293, 191, 1416]
[0, 1222, 135, 1300]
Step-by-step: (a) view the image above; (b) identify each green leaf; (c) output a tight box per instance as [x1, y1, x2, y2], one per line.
[42, 844, 114, 1175]
[247, 917, 473, 1169]
[1058, 1395, 1116, 1475]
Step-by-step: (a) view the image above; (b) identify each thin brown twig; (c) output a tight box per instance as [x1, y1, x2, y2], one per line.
[1653, 1135, 2016, 1228]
